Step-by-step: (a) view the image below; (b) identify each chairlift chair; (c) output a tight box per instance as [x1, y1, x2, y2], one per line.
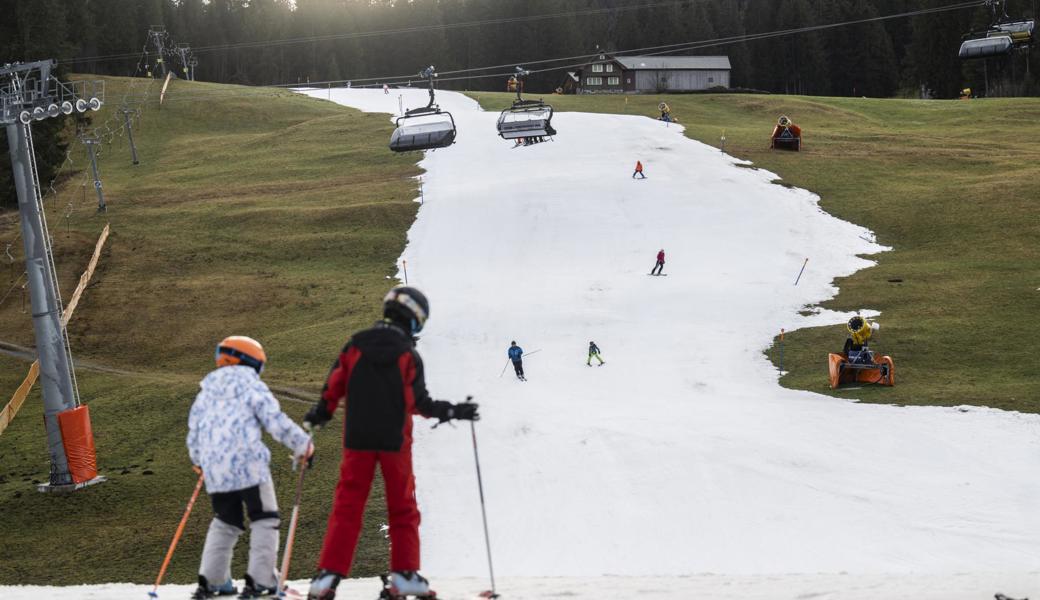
[389, 66, 457, 153]
[496, 67, 557, 142]
[958, 0, 1035, 59]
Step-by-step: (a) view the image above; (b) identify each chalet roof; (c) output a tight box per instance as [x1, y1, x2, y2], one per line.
[613, 55, 731, 70]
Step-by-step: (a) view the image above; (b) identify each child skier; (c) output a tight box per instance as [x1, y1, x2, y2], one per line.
[632, 160, 646, 179]
[187, 336, 314, 600]
[304, 286, 479, 600]
[651, 249, 665, 275]
[508, 341, 525, 380]
[587, 341, 604, 366]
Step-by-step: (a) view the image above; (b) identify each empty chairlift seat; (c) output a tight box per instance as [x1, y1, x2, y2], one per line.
[497, 104, 556, 140]
[959, 19, 1034, 59]
[389, 112, 457, 152]
[959, 35, 1013, 59]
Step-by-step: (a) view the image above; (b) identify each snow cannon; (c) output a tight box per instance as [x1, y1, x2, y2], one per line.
[770, 115, 801, 151]
[828, 352, 895, 388]
[828, 316, 894, 388]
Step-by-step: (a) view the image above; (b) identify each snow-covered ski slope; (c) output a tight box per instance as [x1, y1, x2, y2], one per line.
[4, 90, 1039, 600]
[297, 88, 1040, 586]
[4, 572, 1038, 600]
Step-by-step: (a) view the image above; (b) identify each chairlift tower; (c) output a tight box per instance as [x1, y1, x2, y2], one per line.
[1, 60, 105, 491]
[147, 27, 170, 78]
[175, 44, 196, 81]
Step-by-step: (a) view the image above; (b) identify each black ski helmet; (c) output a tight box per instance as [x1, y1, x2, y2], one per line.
[384, 286, 430, 334]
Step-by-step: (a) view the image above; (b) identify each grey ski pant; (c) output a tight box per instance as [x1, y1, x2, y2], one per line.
[199, 478, 280, 588]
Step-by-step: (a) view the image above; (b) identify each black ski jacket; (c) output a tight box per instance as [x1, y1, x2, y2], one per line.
[309, 321, 452, 451]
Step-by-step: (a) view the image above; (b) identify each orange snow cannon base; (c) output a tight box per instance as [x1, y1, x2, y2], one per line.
[828, 352, 895, 389]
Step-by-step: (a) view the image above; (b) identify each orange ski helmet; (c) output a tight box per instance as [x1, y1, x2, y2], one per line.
[215, 335, 267, 374]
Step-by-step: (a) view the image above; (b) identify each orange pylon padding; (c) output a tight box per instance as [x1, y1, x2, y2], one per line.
[57, 405, 99, 483]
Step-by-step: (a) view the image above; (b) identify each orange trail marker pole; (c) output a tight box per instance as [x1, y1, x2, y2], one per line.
[149, 471, 205, 598]
[277, 451, 310, 598]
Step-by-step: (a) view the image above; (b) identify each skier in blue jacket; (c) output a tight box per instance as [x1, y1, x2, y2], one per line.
[508, 341, 525, 380]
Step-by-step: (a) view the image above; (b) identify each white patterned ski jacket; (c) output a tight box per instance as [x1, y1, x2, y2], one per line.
[187, 366, 310, 494]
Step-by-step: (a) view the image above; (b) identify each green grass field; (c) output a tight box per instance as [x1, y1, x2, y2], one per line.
[0, 78, 421, 584]
[1, 80, 1037, 585]
[470, 91, 1040, 413]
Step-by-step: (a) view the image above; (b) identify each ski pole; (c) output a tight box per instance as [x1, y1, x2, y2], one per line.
[149, 470, 205, 598]
[498, 359, 510, 378]
[794, 258, 809, 285]
[277, 442, 311, 599]
[470, 417, 499, 599]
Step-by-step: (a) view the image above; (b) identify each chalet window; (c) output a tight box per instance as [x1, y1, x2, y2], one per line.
[586, 77, 603, 85]
[592, 64, 604, 73]
[608, 76, 620, 85]
[605, 64, 614, 72]
[708, 76, 714, 83]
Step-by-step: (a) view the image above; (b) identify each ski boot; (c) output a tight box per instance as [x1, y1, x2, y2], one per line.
[379, 571, 436, 599]
[237, 574, 278, 598]
[307, 570, 343, 600]
[192, 575, 237, 599]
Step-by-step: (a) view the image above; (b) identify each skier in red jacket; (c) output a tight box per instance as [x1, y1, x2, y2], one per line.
[304, 286, 479, 600]
[632, 160, 646, 179]
[651, 249, 665, 275]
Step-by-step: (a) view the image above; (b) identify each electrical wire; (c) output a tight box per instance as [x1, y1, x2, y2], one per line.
[153, 0, 986, 103]
[58, 0, 723, 66]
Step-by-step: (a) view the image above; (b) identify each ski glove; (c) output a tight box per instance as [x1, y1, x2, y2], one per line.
[304, 402, 333, 432]
[452, 402, 480, 421]
[431, 400, 480, 423]
[293, 440, 315, 470]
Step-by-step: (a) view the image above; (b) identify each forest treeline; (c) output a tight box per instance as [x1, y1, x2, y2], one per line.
[2, 0, 1037, 99]
[0, 0, 1035, 206]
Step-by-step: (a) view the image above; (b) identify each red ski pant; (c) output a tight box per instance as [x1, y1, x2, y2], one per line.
[318, 446, 421, 575]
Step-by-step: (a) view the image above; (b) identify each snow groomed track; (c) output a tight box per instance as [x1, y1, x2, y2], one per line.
[3, 87, 1039, 600]
[295, 88, 1040, 590]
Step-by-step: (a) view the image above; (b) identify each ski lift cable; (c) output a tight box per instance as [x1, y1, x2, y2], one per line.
[153, 0, 986, 104]
[267, 0, 987, 89]
[57, 0, 723, 66]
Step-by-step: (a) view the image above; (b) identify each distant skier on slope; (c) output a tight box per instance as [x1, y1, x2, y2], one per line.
[383, 83, 389, 94]
[303, 286, 479, 600]
[651, 249, 665, 275]
[587, 341, 604, 366]
[508, 341, 526, 380]
[186, 336, 314, 600]
[632, 160, 646, 179]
